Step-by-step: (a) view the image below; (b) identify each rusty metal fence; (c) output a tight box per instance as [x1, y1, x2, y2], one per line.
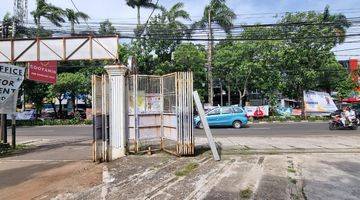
[93, 72, 194, 159]
[92, 75, 109, 162]
[128, 72, 194, 156]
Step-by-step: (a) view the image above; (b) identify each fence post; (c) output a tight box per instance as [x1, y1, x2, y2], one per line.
[105, 65, 128, 160]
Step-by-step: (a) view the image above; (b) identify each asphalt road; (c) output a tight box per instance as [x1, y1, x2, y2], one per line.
[8, 122, 360, 141]
[194, 122, 360, 137]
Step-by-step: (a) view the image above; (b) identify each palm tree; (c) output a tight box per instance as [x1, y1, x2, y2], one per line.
[193, 0, 236, 105]
[126, 0, 159, 26]
[31, 0, 65, 31]
[64, 8, 90, 35]
[322, 5, 351, 43]
[160, 2, 190, 24]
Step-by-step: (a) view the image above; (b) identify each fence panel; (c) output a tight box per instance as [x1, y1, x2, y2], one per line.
[91, 75, 109, 162]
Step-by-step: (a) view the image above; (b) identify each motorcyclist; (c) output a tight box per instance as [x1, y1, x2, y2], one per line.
[340, 107, 350, 126]
[349, 107, 356, 125]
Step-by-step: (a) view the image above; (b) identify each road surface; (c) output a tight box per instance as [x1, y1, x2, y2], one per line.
[10, 122, 360, 143]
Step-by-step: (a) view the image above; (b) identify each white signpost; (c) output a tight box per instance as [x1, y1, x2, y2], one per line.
[193, 91, 220, 161]
[0, 63, 25, 114]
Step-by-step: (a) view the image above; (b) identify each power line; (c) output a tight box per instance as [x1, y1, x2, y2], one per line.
[333, 47, 360, 52]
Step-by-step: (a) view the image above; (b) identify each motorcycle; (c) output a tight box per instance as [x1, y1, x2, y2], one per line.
[329, 115, 359, 130]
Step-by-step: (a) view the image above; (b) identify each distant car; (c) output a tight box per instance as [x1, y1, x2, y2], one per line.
[194, 106, 249, 129]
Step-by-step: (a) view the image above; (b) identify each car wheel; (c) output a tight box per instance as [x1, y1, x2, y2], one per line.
[197, 122, 204, 129]
[232, 120, 242, 129]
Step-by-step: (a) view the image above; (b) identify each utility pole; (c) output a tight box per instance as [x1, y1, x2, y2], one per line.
[207, 8, 214, 105]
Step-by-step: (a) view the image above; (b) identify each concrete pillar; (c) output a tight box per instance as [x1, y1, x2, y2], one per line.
[105, 65, 128, 160]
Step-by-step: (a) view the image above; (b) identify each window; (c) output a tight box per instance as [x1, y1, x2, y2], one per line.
[222, 107, 233, 114]
[233, 107, 244, 113]
[207, 108, 220, 115]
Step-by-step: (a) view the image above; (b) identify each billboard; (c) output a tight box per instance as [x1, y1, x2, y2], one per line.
[245, 105, 269, 117]
[28, 61, 57, 84]
[304, 91, 337, 113]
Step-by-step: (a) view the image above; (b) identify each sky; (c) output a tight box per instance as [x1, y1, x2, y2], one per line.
[1, 0, 360, 60]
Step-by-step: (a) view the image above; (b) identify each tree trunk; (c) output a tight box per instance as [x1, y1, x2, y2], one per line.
[239, 90, 242, 107]
[300, 90, 306, 118]
[206, 9, 213, 105]
[227, 85, 231, 105]
[37, 17, 41, 30]
[137, 6, 141, 26]
[51, 101, 57, 119]
[72, 96, 76, 113]
[57, 98, 63, 119]
[71, 22, 75, 35]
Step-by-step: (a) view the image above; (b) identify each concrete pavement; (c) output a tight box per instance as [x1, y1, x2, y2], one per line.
[1, 123, 360, 199]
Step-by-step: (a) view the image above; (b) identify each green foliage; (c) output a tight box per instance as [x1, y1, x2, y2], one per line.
[146, 2, 191, 63]
[23, 80, 50, 116]
[31, 0, 65, 33]
[99, 19, 117, 35]
[0, 143, 11, 156]
[64, 8, 90, 34]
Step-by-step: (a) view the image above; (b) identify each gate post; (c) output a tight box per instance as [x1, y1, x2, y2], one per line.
[105, 65, 128, 160]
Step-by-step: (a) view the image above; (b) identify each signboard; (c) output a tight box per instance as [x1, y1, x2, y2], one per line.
[0, 63, 25, 114]
[304, 91, 337, 113]
[245, 105, 269, 117]
[28, 61, 57, 84]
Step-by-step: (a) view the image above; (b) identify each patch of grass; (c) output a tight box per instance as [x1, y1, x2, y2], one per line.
[239, 188, 253, 199]
[0, 143, 34, 157]
[287, 167, 296, 173]
[175, 162, 199, 176]
[288, 177, 297, 184]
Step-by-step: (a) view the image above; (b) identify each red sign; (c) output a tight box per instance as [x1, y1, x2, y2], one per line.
[28, 61, 57, 84]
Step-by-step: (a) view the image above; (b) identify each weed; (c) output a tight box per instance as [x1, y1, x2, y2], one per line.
[239, 188, 253, 199]
[288, 177, 297, 184]
[287, 167, 296, 173]
[175, 162, 199, 176]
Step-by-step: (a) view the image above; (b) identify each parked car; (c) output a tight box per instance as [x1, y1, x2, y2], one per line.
[194, 106, 249, 129]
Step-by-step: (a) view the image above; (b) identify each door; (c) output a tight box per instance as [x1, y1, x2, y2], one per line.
[206, 108, 221, 126]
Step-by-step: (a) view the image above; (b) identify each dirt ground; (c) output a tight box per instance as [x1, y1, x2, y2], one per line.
[0, 161, 102, 200]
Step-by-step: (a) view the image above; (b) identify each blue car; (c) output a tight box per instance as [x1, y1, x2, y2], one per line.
[194, 106, 249, 129]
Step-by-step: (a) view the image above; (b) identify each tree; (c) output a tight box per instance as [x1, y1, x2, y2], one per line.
[125, 0, 159, 26]
[147, 2, 191, 62]
[64, 8, 90, 35]
[214, 41, 257, 106]
[99, 19, 116, 35]
[47, 73, 87, 118]
[31, 0, 65, 32]
[23, 80, 50, 117]
[172, 43, 207, 100]
[276, 7, 350, 114]
[193, 0, 236, 105]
